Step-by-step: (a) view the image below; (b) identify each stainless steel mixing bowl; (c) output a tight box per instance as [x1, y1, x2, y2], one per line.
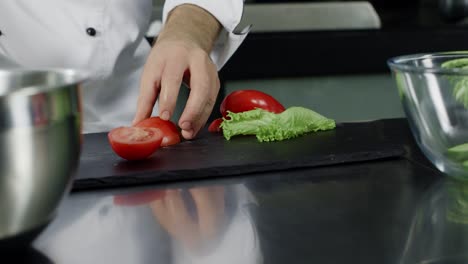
[0, 68, 85, 245]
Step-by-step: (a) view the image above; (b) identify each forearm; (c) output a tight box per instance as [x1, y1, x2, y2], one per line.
[157, 4, 222, 53]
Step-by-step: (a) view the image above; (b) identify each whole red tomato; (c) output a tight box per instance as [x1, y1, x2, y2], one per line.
[220, 90, 285, 118]
[135, 117, 181, 147]
[108, 127, 163, 161]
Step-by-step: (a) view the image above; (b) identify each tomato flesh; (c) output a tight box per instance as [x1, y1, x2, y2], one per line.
[220, 90, 286, 118]
[208, 118, 223, 133]
[135, 117, 181, 147]
[108, 127, 163, 161]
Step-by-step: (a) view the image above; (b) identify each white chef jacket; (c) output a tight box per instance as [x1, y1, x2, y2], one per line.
[0, 0, 248, 133]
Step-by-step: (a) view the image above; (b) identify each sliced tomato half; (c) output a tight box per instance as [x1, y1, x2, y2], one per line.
[108, 126, 163, 161]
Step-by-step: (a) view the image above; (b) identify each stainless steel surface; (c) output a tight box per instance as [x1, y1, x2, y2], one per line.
[148, 2, 381, 35]
[388, 52, 468, 179]
[0, 68, 85, 242]
[234, 2, 381, 32]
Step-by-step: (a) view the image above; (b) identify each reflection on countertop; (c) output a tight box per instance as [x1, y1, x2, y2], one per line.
[29, 155, 450, 264]
[33, 184, 262, 264]
[400, 177, 468, 264]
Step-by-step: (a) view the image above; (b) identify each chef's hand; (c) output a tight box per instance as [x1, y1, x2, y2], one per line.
[150, 186, 226, 253]
[133, 4, 222, 140]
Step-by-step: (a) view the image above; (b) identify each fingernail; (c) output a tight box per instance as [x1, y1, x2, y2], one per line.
[182, 129, 194, 139]
[180, 121, 192, 130]
[161, 111, 170, 120]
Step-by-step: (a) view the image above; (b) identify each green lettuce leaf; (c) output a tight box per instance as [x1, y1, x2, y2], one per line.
[220, 106, 336, 142]
[447, 142, 468, 162]
[442, 58, 468, 108]
[442, 58, 468, 69]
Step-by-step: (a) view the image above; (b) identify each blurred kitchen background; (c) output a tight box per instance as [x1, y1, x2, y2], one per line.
[149, 0, 468, 123]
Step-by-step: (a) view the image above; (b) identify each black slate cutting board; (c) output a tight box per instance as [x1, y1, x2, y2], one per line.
[72, 119, 407, 191]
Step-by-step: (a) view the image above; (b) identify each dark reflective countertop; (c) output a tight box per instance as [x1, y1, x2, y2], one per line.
[30, 156, 457, 263]
[6, 118, 465, 263]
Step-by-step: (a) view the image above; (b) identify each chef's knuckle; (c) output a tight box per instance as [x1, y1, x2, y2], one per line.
[192, 75, 210, 91]
[163, 73, 182, 85]
[186, 109, 201, 121]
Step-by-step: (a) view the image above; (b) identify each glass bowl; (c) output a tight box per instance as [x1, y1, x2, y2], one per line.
[388, 51, 468, 180]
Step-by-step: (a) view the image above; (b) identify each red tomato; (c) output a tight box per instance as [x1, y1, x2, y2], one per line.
[108, 127, 163, 161]
[113, 190, 166, 206]
[208, 118, 223, 133]
[135, 117, 181, 147]
[220, 90, 285, 118]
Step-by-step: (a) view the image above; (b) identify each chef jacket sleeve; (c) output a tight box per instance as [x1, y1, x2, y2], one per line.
[162, 0, 250, 70]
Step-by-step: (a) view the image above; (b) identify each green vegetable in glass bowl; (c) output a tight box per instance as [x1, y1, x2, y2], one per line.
[442, 58, 468, 108]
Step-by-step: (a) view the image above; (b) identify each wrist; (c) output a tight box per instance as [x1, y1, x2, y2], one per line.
[157, 4, 222, 53]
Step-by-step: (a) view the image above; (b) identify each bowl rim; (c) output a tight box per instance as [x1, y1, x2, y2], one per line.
[0, 67, 89, 98]
[387, 51, 468, 75]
